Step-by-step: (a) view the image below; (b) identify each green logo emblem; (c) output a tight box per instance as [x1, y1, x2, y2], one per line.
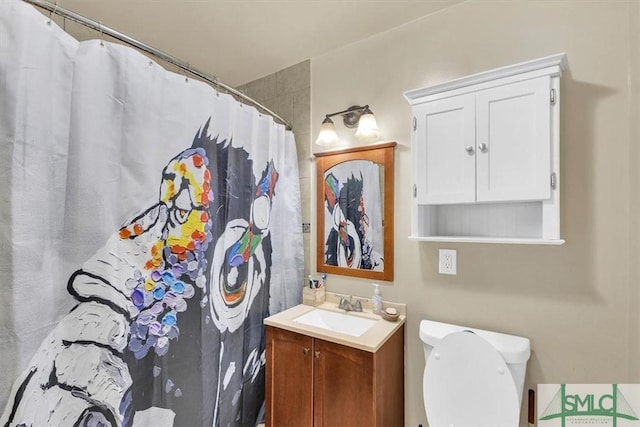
[540, 384, 639, 426]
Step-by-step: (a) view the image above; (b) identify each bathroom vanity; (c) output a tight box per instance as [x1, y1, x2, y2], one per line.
[264, 302, 405, 427]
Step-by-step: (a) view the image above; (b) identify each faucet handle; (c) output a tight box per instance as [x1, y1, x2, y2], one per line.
[353, 298, 364, 312]
[335, 295, 350, 310]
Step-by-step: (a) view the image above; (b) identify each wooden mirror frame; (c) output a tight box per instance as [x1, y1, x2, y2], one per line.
[314, 141, 396, 281]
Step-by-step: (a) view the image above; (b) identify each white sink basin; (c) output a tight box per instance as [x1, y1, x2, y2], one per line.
[293, 308, 378, 337]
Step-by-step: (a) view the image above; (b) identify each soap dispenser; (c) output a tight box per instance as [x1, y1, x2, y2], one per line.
[371, 283, 382, 315]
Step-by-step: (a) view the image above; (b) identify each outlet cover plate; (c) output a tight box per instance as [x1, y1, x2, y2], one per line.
[439, 249, 457, 275]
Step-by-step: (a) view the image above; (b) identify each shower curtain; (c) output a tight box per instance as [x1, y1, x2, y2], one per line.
[0, 2, 303, 426]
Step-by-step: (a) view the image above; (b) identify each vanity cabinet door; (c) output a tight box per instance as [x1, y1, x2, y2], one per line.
[475, 76, 551, 202]
[313, 339, 374, 427]
[266, 326, 314, 427]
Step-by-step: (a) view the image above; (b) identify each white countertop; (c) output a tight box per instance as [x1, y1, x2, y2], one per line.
[264, 301, 406, 353]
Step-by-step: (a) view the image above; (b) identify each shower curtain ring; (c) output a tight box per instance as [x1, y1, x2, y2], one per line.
[184, 64, 189, 83]
[47, 2, 59, 25]
[99, 21, 104, 46]
[213, 76, 220, 96]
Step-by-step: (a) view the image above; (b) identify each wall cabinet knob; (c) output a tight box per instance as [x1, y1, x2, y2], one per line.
[303, 347, 310, 356]
[478, 143, 488, 153]
[465, 145, 474, 154]
[314, 351, 321, 358]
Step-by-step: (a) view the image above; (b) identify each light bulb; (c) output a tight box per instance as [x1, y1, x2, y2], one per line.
[355, 110, 380, 142]
[315, 117, 339, 146]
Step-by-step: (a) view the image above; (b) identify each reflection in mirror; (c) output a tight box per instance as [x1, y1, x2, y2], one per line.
[315, 142, 396, 281]
[323, 160, 384, 271]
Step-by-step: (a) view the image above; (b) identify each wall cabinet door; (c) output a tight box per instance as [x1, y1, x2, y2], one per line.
[415, 94, 476, 204]
[475, 76, 551, 202]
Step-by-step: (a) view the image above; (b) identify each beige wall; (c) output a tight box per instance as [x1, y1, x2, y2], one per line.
[311, 1, 638, 426]
[629, 0, 640, 384]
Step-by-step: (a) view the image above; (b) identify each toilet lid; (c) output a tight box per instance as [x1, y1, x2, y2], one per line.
[424, 331, 520, 427]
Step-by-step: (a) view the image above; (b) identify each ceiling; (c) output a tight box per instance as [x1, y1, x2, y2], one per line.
[46, 0, 464, 87]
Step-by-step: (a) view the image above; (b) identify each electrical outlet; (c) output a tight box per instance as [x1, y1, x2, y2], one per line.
[439, 249, 457, 275]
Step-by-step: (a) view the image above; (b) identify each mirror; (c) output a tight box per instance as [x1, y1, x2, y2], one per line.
[315, 142, 396, 281]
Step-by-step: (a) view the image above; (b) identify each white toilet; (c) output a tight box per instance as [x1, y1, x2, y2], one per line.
[419, 320, 531, 427]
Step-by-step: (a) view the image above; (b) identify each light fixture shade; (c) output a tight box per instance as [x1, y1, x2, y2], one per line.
[355, 109, 380, 142]
[316, 117, 339, 146]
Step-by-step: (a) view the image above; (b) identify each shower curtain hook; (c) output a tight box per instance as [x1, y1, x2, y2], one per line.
[99, 21, 104, 46]
[47, 2, 59, 25]
[213, 76, 220, 96]
[184, 64, 190, 83]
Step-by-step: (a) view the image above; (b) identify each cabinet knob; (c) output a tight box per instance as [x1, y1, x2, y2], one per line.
[465, 145, 474, 154]
[303, 347, 310, 356]
[478, 143, 488, 153]
[315, 351, 320, 358]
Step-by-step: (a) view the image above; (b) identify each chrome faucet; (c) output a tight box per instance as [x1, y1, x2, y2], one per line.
[337, 295, 364, 312]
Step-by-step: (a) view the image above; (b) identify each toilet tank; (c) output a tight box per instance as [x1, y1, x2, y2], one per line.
[419, 320, 530, 402]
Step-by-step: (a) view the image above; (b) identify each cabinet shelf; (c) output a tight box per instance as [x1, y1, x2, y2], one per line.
[408, 235, 565, 245]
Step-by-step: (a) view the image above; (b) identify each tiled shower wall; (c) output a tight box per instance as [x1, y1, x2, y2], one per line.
[236, 60, 311, 278]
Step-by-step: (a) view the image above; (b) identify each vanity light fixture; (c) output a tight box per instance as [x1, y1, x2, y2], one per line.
[315, 105, 380, 146]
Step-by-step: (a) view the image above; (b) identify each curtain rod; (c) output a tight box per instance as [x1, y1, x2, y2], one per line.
[21, 0, 293, 131]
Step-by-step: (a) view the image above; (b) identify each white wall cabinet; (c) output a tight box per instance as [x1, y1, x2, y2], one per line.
[405, 54, 567, 244]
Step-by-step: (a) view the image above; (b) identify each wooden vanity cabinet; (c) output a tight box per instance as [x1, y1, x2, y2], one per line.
[265, 325, 404, 427]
